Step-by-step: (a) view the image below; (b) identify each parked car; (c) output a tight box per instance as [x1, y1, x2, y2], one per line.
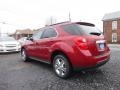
[18, 37, 28, 45]
[0, 37, 21, 53]
[21, 21, 110, 78]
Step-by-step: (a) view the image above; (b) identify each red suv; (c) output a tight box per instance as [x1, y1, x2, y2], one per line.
[21, 21, 110, 78]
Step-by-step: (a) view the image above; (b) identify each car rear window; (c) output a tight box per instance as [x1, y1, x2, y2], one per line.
[62, 24, 102, 36]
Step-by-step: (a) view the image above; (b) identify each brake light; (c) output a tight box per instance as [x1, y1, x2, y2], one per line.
[74, 37, 88, 50]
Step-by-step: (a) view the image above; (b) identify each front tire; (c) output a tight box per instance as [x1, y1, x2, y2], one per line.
[21, 49, 29, 62]
[53, 54, 72, 79]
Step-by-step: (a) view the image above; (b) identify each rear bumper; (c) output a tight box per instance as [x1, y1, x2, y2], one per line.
[72, 51, 110, 70]
[95, 57, 109, 68]
[74, 58, 109, 71]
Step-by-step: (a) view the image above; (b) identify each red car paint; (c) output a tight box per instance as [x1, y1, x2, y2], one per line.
[22, 22, 110, 69]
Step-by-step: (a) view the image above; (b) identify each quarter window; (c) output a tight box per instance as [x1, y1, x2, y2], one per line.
[62, 24, 83, 35]
[62, 24, 101, 36]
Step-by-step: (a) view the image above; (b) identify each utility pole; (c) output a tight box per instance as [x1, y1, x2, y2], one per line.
[50, 16, 52, 25]
[69, 12, 71, 22]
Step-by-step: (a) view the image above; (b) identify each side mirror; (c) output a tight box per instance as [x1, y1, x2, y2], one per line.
[29, 37, 33, 41]
[26, 37, 30, 40]
[27, 37, 33, 41]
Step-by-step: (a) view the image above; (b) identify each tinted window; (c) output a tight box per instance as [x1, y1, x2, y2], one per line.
[78, 25, 102, 36]
[41, 28, 57, 38]
[63, 24, 83, 35]
[63, 24, 102, 36]
[33, 29, 43, 40]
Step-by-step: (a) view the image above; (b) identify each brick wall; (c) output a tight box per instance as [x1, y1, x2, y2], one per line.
[103, 21, 112, 43]
[103, 19, 120, 44]
[117, 20, 120, 43]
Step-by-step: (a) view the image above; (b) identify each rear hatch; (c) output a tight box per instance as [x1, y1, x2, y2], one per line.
[85, 35, 107, 56]
[62, 22, 108, 56]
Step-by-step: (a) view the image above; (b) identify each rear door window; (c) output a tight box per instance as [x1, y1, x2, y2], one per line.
[41, 28, 57, 39]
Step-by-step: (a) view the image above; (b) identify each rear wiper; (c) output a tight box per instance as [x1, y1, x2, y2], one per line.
[90, 32, 101, 36]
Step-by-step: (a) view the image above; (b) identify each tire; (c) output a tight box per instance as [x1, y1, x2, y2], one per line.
[53, 54, 72, 79]
[21, 49, 29, 62]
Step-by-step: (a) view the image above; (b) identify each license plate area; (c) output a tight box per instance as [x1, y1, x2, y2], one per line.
[99, 43, 105, 50]
[96, 40, 105, 51]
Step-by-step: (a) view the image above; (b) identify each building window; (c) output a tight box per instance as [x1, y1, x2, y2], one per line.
[112, 33, 117, 42]
[112, 21, 117, 30]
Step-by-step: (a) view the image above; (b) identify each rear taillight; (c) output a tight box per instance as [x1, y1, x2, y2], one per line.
[74, 37, 88, 50]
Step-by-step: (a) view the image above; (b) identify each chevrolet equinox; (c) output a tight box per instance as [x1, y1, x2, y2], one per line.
[21, 21, 110, 78]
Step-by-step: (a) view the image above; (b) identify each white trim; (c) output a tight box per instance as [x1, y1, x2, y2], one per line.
[112, 21, 117, 30]
[96, 40, 106, 43]
[112, 33, 117, 42]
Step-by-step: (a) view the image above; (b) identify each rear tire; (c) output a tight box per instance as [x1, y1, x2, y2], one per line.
[53, 54, 72, 79]
[21, 49, 29, 62]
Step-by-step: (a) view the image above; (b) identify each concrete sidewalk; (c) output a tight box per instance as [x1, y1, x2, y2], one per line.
[108, 44, 120, 48]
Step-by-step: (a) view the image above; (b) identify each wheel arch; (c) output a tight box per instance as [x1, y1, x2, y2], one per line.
[21, 47, 25, 52]
[51, 50, 73, 68]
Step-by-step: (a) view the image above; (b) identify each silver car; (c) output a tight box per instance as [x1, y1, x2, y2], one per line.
[0, 37, 21, 53]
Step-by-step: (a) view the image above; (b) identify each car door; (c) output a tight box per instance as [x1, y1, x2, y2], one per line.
[29, 29, 43, 57]
[35, 27, 57, 61]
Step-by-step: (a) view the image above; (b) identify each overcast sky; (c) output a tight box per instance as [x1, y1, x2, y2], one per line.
[0, 0, 120, 33]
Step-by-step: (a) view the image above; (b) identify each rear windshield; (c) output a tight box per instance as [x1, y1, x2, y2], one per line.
[62, 24, 102, 36]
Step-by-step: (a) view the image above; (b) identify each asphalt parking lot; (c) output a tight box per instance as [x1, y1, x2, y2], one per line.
[0, 46, 120, 90]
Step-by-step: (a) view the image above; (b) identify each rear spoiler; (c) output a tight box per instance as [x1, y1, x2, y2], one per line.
[76, 22, 95, 26]
[49, 21, 70, 26]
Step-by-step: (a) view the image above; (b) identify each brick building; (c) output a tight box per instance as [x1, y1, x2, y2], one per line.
[103, 11, 120, 44]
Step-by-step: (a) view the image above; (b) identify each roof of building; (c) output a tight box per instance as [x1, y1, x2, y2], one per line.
[102, 11, 120, 21]
[15, 29, 33, 34]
